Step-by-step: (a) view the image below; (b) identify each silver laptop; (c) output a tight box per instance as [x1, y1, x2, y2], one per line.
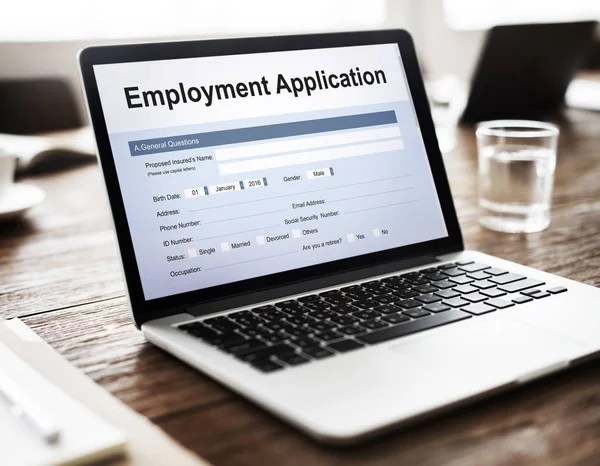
[79, 30, 600, 444]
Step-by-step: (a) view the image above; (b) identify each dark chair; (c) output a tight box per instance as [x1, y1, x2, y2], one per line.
[0, 78, 82, 134]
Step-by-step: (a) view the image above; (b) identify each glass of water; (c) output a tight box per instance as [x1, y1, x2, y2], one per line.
[476, 120, 559, 233]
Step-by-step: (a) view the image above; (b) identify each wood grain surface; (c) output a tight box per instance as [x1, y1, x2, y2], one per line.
[1, 109, 599, 465]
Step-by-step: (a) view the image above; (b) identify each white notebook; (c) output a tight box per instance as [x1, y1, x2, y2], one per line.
[0, 126, 96, 172]
[0, 340, 127, 466]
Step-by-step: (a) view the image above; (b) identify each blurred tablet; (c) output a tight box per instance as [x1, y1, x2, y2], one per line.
[461, 21, 597, 123]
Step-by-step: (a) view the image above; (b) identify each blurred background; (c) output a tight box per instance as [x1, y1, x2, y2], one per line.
[2, 0, 599, 130]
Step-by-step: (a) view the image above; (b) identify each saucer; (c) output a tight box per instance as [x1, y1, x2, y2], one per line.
[0, 183, 46, 221]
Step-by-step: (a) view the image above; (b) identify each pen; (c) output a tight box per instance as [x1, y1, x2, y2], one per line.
[0, 368, 61, 444]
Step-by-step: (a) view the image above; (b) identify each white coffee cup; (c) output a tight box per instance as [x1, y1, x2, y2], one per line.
[0, 150, 16, 202]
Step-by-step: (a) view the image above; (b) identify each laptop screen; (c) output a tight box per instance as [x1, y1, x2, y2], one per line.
[93, 43, 448, 301]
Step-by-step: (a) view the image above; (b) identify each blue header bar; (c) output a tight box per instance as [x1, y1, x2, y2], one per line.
[128, 111, 397, 156]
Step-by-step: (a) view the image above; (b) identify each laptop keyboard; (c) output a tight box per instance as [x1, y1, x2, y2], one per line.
[177, 261, 567, 373]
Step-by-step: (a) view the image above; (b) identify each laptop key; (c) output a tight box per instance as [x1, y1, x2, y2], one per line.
[206, 320, 240, 333]
[423, 302, 451, 313]
[229, 310, 253, 320]
[373, 294, 398, 305]
[484, 268, 508, 276]
[330, 315, 359, 326]
[434, 288, 460, 299]
[353, 310, 381, 320]
[415, 294, 442, 304]
[211, 332, 247, 348]
[472, 280, 496, 290]
[374, 304, 403, 315]
[512, 295, 533, 304]
[338, 325, 368, 336]
[444, 297, 470, 308]
[393, 290, 421, 299]
[481, 288, 506, 298]
[223, 338, 267, 354]
[238, 327, 261, 338]
[261, 321, 284, 332]
[286, 315, 315, 326]
[308, 310, 337, 320]
[303, 300, 331, 311]
[413, 285, 439, 294]
[236, 317, 262, 327]
[548, 286, 567, 294]
[449, 275, 474, 285]
[251, 359, 284, 373]
[441, 268, 465, 277]
[261, 333, 288, 344]
[363, 286, 389, 296]
[362, 319, 389, 330]
[302, 346, 335, 359]
[489, 273, 526, 285]
[498, 278, 545, 293]
[486, 298, 514, 309]
[458, 263, 490, 273]
[453, 284, 479, 294]
[327, 339, 365, 353]
[341, 285, 362, 293]
[182, 324, 220, 342]
[533, 291, 550, 298]
[397, 299, 421, 309]
[403, 308, 431, 318]
[461, 302, 496, 315]
[424, 273, 448, 282]
[463, 292, 489, 303]
[382, 276, 403, 284]
[353, 299, 379, 309]
[275, 300, 303, 310]
[308, 322, 336, 332]
[430, 279, 456, 289]
[281, 307, 309, 317]
[357, 310, 471, 345]
[467, 271, 490, 280]
[382, 313, 411, 324]
[403, 277, 430, 285]
[284, 327, 311, 338]
[236, 343, 297, 362]
[315, 331, 344, 342]
[438, 263, 457, 270]
[291, 336, 321, 349]
[522, 289, 543, 297]
[333, 304, 360, 315]
[276, 353, 310, 366]
[322, 296, 352, 306]
[259, 310, 288, 322]
[382, 282, 411, 292]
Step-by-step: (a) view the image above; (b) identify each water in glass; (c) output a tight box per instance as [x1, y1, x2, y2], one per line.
[479, 144, 555, 233]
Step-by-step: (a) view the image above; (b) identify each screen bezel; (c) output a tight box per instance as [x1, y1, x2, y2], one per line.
[79, 29, 463, 326]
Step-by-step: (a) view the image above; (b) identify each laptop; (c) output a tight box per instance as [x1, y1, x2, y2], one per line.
[79, 30, 600, 444]
[461, 21, 597, 123]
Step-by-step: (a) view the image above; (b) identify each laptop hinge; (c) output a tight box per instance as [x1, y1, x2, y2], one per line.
[186, 254, 439, 318]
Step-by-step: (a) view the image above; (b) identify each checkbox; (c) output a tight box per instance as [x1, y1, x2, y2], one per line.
[256, 235, 265, 245]
[220, 242, 230, 252]
[188, 248, 197, 258]
[372, 228, 381, 238]
[347, 233, 355, 243]
[292, 229, 301, 238]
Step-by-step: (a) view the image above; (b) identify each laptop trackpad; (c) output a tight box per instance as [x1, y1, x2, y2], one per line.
[389, 317, 584, 384]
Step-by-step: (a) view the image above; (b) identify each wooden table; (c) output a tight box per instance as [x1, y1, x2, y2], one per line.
[2, 109, 600, 465]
